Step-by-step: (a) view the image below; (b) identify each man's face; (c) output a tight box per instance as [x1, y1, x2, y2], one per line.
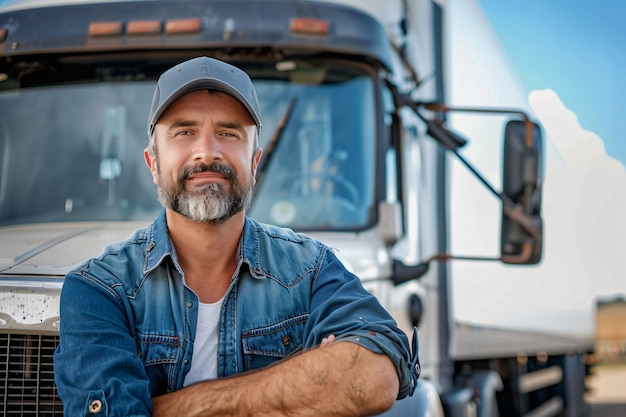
[145, 90, 261, 224]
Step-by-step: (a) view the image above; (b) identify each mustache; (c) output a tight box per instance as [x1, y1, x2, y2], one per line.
[179, 162, 236, 182]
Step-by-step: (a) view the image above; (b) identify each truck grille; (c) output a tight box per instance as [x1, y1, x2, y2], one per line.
[0, 334, 63, 416]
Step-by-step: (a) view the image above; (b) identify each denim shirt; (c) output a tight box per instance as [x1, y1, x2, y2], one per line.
[54, 210, 416, 416]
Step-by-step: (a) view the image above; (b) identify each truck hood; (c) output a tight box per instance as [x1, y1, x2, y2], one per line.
[0, 222, 391, 279]
[0, 222, 149, 276]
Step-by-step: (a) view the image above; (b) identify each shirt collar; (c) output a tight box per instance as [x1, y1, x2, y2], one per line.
[143, 210, 262, 278]
[144, 209, 178, 275]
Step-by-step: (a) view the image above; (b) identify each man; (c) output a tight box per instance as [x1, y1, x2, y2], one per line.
[54, 56, 417, 416]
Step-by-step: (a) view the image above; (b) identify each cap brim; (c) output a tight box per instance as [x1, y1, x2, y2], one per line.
[149, 78, 262, 133]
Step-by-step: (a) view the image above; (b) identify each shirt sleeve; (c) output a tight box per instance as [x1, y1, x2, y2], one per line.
[54, 271, 152, 417]
[305, 245, 418, 399]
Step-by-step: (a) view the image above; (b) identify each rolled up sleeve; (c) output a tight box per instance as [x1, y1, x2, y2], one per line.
[306, 247, 418, 399]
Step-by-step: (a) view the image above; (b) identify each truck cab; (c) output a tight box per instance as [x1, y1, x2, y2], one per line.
[0, 0, 590, 416]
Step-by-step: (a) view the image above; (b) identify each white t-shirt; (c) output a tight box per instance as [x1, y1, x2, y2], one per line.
[183, 297, 224, 387]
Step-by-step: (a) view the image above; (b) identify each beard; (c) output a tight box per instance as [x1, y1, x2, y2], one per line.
[156, 160, 255, 224]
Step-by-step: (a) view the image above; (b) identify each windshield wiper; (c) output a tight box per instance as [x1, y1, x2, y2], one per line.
[254, 96, 298, 189]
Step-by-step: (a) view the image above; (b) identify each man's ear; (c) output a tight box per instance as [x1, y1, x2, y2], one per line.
[144, 148, 158, 185]
[252, 148, 263, 177]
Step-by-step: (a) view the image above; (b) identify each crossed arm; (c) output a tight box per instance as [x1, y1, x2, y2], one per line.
[152, 336, 399, 417]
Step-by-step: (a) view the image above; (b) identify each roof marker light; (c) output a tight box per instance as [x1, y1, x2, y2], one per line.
[165, 18, 202, 34]
[289, 18, 329, 35]
[127, 20, 162, 35]
[88, 21, 123, 37]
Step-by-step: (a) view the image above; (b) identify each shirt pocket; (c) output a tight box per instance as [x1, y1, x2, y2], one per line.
[241, 314, 308, 370]
[137, 333, 180, 396]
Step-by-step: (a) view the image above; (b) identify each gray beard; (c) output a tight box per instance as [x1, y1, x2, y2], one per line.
[156, 163, 254, 224]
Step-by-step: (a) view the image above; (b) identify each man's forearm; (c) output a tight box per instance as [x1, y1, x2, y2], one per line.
[151, 340, 399, 417]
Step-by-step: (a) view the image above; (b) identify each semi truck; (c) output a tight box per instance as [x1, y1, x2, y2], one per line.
[0, 0, 593, 416]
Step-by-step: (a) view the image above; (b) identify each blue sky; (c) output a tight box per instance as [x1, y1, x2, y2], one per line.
[477, 0, 626, 165]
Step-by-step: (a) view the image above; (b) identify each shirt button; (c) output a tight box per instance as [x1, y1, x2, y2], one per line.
[184, 359, 189, 365]
[89, 399, 102, 414]
[187, 302, 193, 308]
[283, 335, 291, 346]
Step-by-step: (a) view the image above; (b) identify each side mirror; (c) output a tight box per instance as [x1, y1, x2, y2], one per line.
[501, 120, 543, 264]
[389, 92, 547, 271]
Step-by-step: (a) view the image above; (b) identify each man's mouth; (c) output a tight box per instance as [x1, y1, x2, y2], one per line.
[181, 163, 235, 182]
[188, 171, 228, 181]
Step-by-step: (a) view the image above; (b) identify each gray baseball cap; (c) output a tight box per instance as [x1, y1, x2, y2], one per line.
[147, 56, 262, 136]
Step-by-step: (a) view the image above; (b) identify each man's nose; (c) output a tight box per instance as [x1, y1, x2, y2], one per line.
[192, 132, 222, 162]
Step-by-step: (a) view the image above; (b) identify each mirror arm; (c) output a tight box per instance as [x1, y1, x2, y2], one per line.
[386, 87, 543, 275]
[391, 254, 451, 286]
[392, 259, 430, 286]
[392, 252, 508, 286]
[393, 92, 542, 244]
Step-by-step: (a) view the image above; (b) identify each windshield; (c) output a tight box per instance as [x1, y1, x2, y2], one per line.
[0, 62, 376, 230]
